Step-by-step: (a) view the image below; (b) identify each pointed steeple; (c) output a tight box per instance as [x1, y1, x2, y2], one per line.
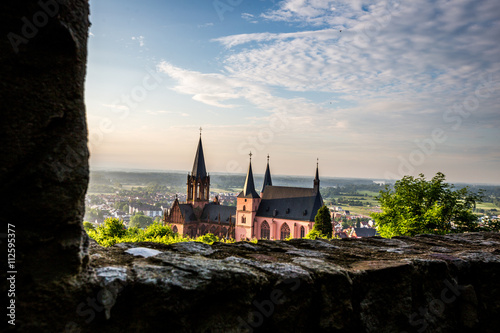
[314, 158, 320, 192]
[239, 152, 260, 198]
[261, 154, 272, 193]
[191, 133, 207, 179]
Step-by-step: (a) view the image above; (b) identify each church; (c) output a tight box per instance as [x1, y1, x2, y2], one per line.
[163, 134, 324, 241]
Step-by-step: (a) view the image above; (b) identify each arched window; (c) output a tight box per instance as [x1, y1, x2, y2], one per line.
[241, 216, 246, 224]
[261, 221, 270, 240]
[280, 223, 290, 240]
[300, 226, 305, 238]
[221, 227, 228, 237]
[200, 225, 206, 235]
[173, 225, 178, 234]
[243, 205, 246, 211]
[210, 226, 216, 234]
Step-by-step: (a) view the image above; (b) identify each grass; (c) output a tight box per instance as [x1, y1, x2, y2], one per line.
[476, 202, 500, 210]
[357, 190, 381, 197]
[334, 205, 381, 217]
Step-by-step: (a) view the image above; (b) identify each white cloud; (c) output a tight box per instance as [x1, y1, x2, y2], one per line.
[156, 0, 500, 180]
[157, 61, 345, 132]
[198, 22, 214, 28]
[242, 13, 259, 24]
[131, 35, 145, 47]
[213, 29, 340, 48]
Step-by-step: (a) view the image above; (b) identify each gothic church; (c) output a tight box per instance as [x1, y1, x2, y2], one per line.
[163, 134, 323, 241]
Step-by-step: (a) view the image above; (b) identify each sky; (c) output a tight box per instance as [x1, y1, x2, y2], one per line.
[85, 0, 500, 184]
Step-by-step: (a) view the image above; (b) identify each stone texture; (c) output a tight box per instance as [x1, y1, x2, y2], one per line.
[0, 1, 90, 332]
[72, 233, 500, 333]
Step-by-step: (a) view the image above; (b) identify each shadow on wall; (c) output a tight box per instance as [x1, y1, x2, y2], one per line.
[1, 0, 90, 331]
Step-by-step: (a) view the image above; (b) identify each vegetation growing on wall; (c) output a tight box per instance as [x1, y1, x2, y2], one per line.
[86, 218, 227, 247]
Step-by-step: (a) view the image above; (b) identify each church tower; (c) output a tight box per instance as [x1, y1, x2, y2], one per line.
[187, 131, 210, 211]
[235, 153, 261, 241]
[314, 158, 320, 193]
[261, 154, 272, 196]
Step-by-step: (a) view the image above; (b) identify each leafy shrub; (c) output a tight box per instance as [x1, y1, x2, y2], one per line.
[143, 222, 174, 239]
[99, 218, 127, 238]
[196, 233, 219, 244]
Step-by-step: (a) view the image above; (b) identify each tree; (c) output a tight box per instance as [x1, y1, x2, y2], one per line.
[371, 172, 485, 238]
[129, 212, 154, 229]
[99, 218, 127, 238]
[312, 205, 333, 238]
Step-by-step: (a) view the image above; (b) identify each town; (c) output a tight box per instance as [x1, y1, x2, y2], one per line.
[85, 138, 500, 240]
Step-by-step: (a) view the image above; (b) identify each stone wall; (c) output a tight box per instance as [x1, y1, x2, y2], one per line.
[1, 0, 90, 331]
[1, 2, 499, 333]
[79, 233, 499, 333]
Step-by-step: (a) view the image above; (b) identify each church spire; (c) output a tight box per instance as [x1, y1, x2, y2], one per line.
[187, 131, 210, 208]
[261, 154, 272, 193]
[191, 132, 207, 179]
[239, 152, 260, 198]
[314, 158, 320, 192]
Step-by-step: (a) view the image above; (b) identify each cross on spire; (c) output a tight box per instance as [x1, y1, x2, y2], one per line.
[249, 151, 253, 160]
[267, 154, 270, 163]
[199, 127, 202, 136]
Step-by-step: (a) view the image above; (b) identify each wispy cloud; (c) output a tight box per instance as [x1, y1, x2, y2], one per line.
[157, 0, 500, 179]
[242, 13, 259, 24]
[131, 35, 145, 47]
[198, 22, 214, 28]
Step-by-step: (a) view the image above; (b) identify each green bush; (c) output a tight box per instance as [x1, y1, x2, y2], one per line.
[143, 222, 173, 239]
[83, 221, 95, 232]
[99, 218, 127, 238]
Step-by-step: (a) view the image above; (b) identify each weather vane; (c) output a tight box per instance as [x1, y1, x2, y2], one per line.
[249, 151, 253, 160]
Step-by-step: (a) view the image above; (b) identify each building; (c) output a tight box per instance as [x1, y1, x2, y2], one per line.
[163, 134, 236, 238]
[163, 134, 324, 240]
[129, 203, 163, 218]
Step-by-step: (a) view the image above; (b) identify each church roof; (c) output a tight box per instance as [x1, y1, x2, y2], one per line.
[200, 203, 236, 224]
[191, 136, 207, 178]
[261, 157, 272, 193]
[178, 204, 197, 222]
[315, 163, 319, 183]
[256, 186, 323, 222]
[238, 159, 260, 199]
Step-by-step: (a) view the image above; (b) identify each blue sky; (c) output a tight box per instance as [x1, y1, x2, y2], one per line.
[86, 0, 500, 184]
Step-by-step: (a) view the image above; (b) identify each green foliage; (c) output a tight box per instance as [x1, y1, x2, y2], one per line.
[100, 218, 127, 238]
[305, 229, 327, 240]
[342, 219, 355, 230]
[114, 201, 129, 212]
[312, 205, 333, 238]
[83, 221, 95, 232]
[196, 233, 220, 244]
[143, 222, 174, 238]
[371, 172, 489, 238]
[129, 212, 154, 229]
[85, 206, 106, 222]
[85, 220, 226, 247]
